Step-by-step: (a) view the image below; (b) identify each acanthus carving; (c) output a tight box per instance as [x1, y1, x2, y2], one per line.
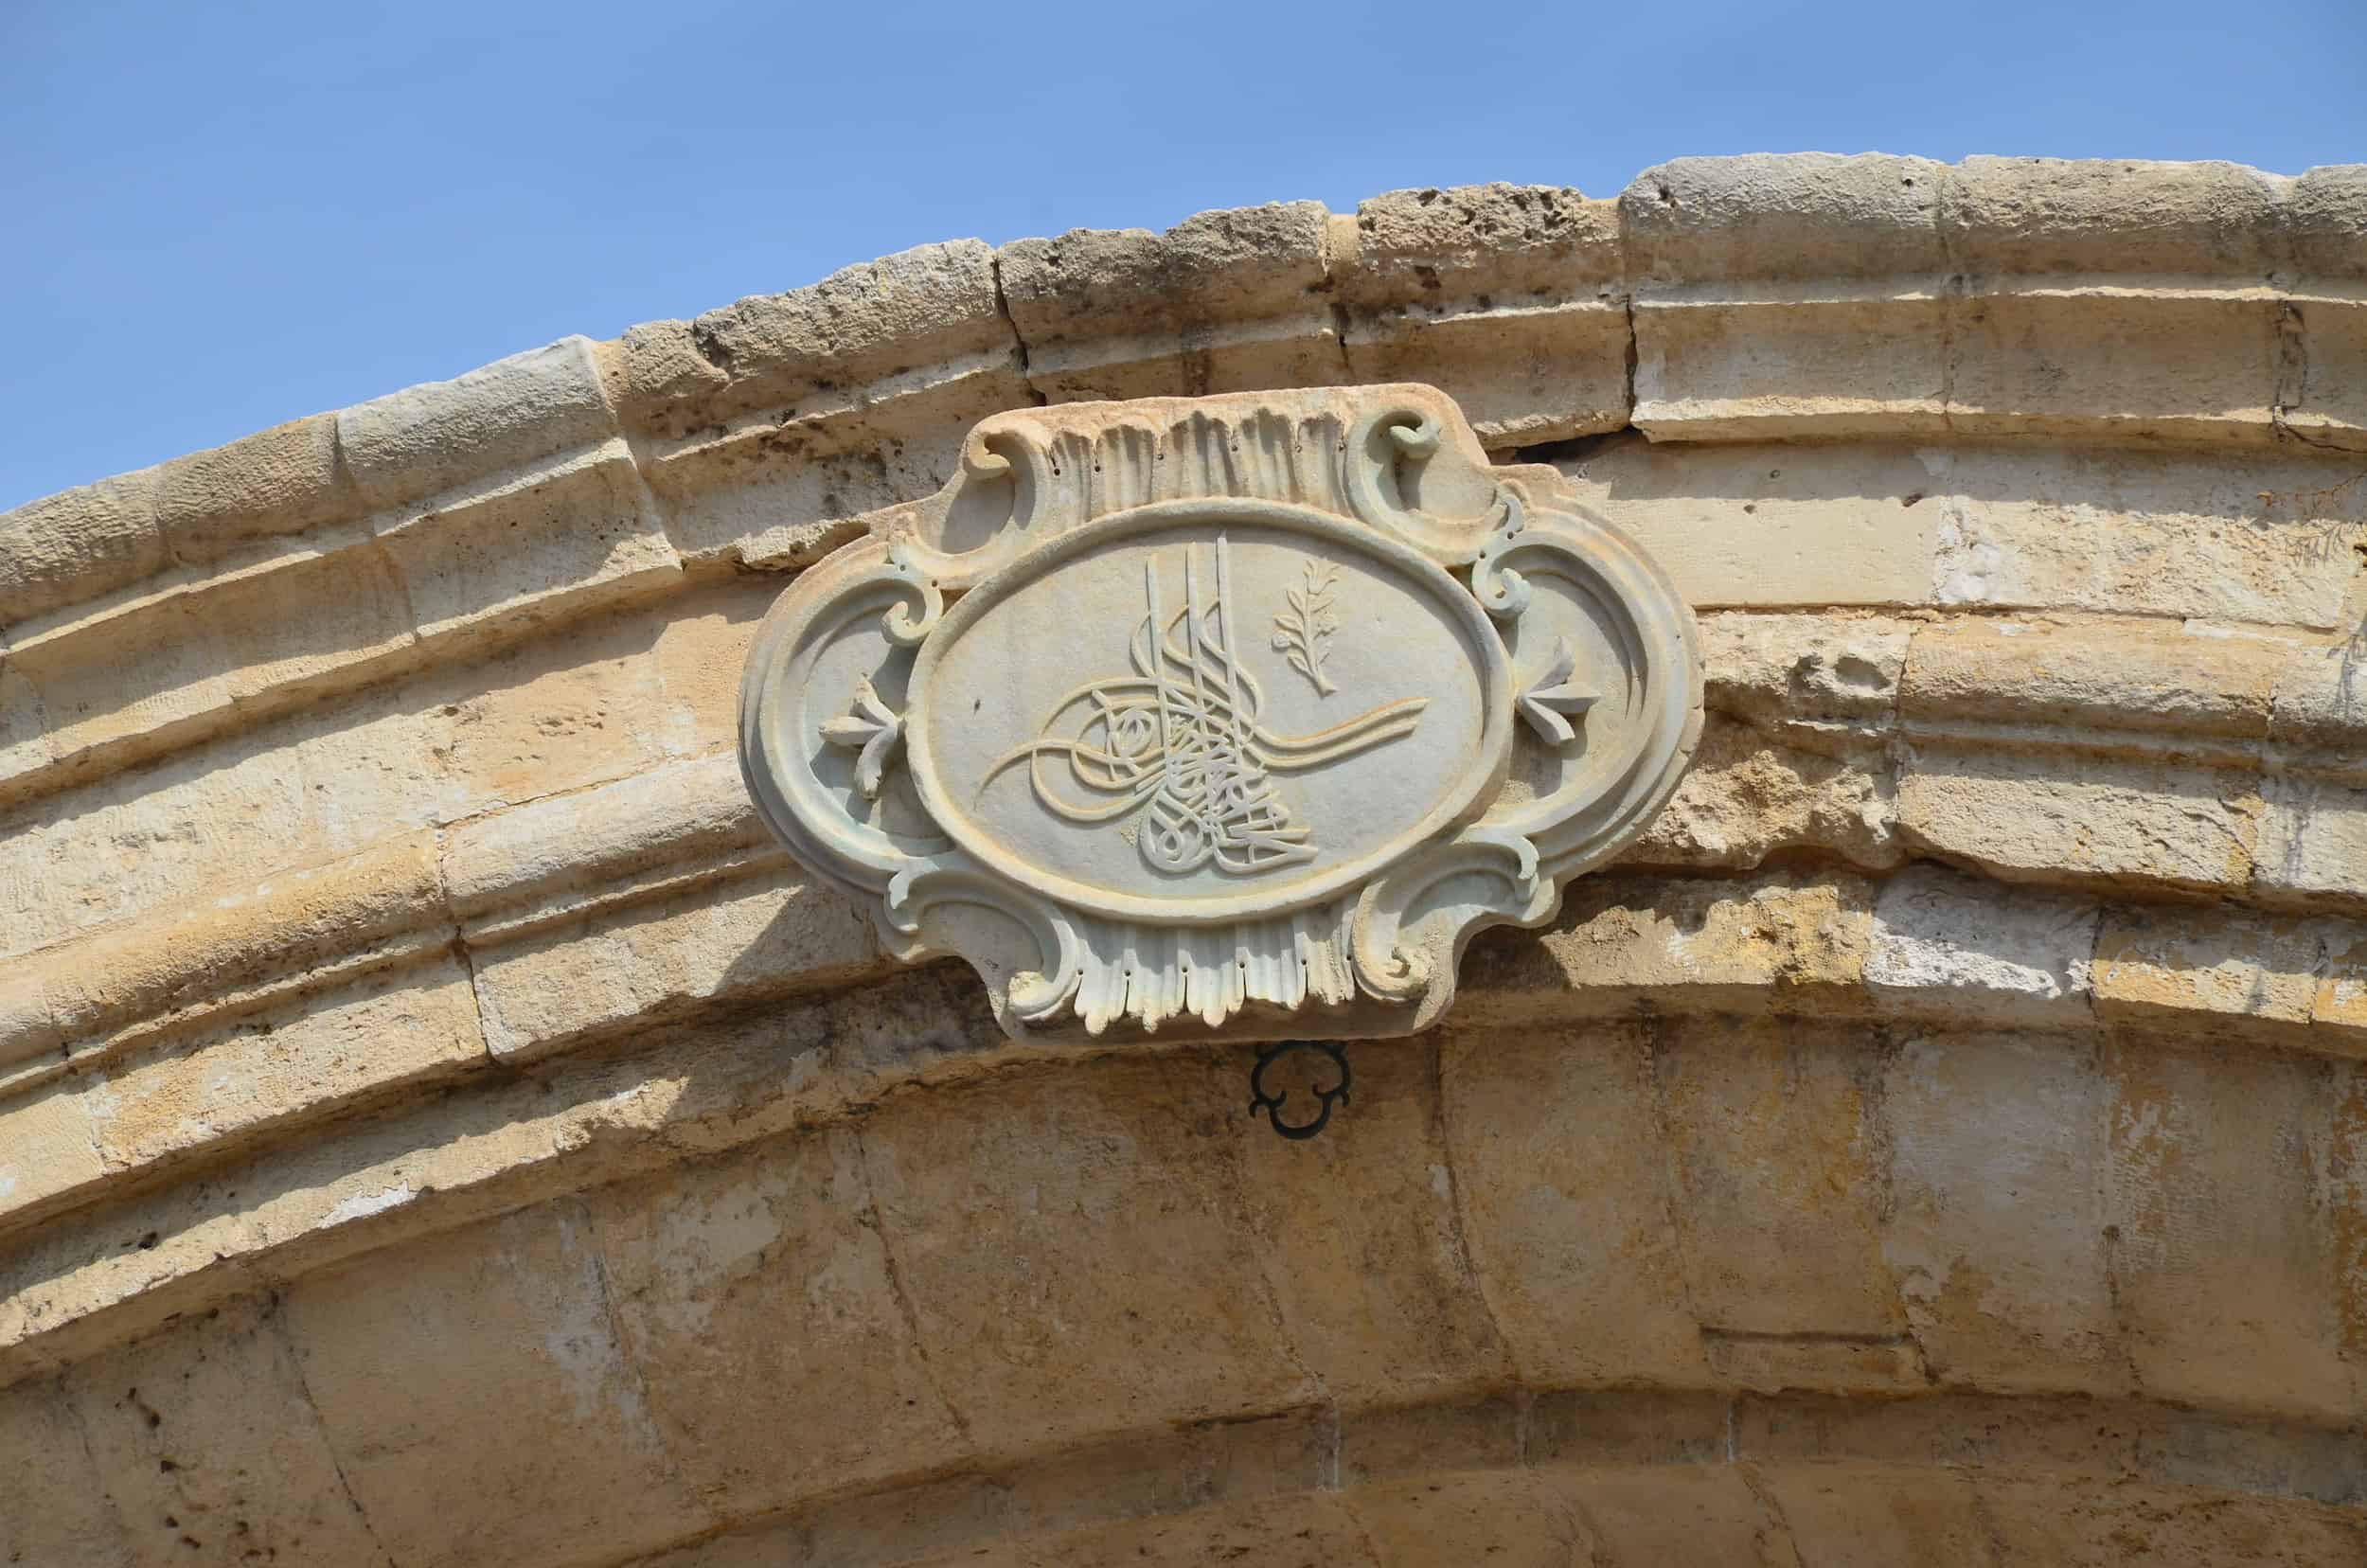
[740, 384, 1701, 1042]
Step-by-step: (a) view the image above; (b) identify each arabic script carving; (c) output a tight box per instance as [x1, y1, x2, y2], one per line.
[982, 538, 1423, 877]
[739, 384, 1704, 1042]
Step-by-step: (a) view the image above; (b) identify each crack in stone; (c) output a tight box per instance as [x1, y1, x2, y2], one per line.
[988, 253, 1049, 408]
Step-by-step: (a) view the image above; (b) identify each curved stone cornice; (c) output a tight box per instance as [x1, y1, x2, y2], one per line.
[6, 155, 2367, 1566]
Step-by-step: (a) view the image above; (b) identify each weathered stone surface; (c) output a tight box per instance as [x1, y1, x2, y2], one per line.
[66, 1296, 389, 1566]
[2101, 1037, 2361, 1421]
[152, 413, 347, 568]
[0, 1374, 135, 1565]
[1656, 1021, 1906, 1346]
[280, 1199, 713, 1568]
[336, 336, 614, 508]
[5, 158, 2367, 1566]
[1342, 185, 1627, 443]
[1440, 1022, 1709, 1387]
[854, 1057, 1313, 1454]
[0, 467, 164, 626]
[998, 205, 1336, 402]
[1898, 745, 2260, 893]
[586, 1125, 967, 1514]
[1865, 865, 2098, 1025]
[1879, 1031, 2124, 1392]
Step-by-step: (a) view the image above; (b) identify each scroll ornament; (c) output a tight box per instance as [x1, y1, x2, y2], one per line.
[739, 386, 1703, 1042]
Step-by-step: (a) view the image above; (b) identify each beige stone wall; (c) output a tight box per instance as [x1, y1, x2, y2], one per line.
[3, 154, 2365, 1565]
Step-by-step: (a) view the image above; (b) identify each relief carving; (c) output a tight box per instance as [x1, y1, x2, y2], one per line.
[739, 385, 1703, 1042]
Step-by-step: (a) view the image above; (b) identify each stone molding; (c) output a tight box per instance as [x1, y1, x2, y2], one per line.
[4, 161, 2360, 720]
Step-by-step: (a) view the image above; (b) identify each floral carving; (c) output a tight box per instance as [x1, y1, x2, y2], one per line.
[1271, 560, 1342, 696]
[819, 673, 903, 798]
[1516, 636, 1600, 746]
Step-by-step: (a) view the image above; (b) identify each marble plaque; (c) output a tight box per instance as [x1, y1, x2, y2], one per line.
[739, 387, 1702, 1040]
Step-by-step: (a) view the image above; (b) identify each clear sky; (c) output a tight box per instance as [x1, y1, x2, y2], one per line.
[3, 0, 2360, 511]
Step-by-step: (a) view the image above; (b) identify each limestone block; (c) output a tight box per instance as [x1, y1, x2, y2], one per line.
[1696, 611, 1911, 731]
[1903, 615, 2279, 744]
[2139, 1406, 2367, 1508]
[973, 1412, 1331, 1557]
[2100, 1037, 2358, 1421]
[2091, 905, 2322, 1037]
[1229, 1039, 1509, 1406]
[438, 751, 765, 935]
[584, 1124, 968, 1515]
[1654, 1020, 1907, 1342]
[2286, 165, 2367, 281]
[1924, 443, 2366, 627]
[1336, 1394, 1517, 1484]
[152, 413, 348, 568]
[1560, 1466, 1794, 1565]
[0, 695, 461, 960]
[2269, 639, 2367, 761]
[1632, 294, 1950, 442]
[1753, 1466, 1992, 1566]
[21, 830, 446, 1060]
[0, 1083, 107, 1233]
[1438, 1023, 1710, 1386]
[0, 657, 50, 787]
[1738, 1389, 2133, 1472]
[64, 1296, 388, 1566]
[1865, 865, 2098, 1025]
[1898, 744, 2259, 894]
[645, 574, 775, 741]
[625, 241, 1024, 567]
[1461, 872, 1874, 1020]
[1341, 186, 1627, 443]
[335, 336, 615, 509]
[1947, 157, 2286, 278]
[213, 535, 418, 705]
[0, 467, 165, 626]
[2253, 773, 2367, 909]
[1551, 440, 1940, 609]
[4, 536, 418, 794]
[597, 320, 726, 434]
[374, 438, 681, 646]
[1344, 1469, 1601, 1567]
[997, 204, 1339, 401]
[854, 1057, 1313, 1454]
[279, 1198, 713, 1568]
[1025, 1493, 1378, 1568]
[421, 591, 702, 814]
[2320, 930, 2367, 1050]
[1948, 289, 2280, 446]
[1625, 154, 1949, 441]
[0, 1376, 135, 1566]
[1878, 1033, 2123, 1392]
[464, 864, 879, 1061]
[1524, 1387, 1730, 1468]
[84, 957, 486, 1180]
[1625, 153, 1949, 284]
[1627, 722, 1899, 870]
[1974, 1477, 2367, 1566]
[672, 240, 1009, 430]
[2290, 294, 2367, 451]
[7, 593, 235, 765]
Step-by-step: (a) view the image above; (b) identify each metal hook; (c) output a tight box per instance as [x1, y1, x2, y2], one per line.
[1248, 1040, 1351, 1140]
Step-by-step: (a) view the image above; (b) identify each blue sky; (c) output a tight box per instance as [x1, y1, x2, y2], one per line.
[3, 0, 2360, 510]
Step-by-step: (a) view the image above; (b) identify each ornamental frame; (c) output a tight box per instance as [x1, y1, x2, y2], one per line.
[739, 385, 1702, 1046]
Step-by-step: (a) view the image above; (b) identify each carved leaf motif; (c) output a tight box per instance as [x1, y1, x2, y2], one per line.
[1516, 636, 1600, 747]
[820, 673, 904, 799]
[1270, 560, 1342, 696]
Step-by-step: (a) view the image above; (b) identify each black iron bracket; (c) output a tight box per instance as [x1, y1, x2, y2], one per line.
[1248, 1040, 1351, 1140]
